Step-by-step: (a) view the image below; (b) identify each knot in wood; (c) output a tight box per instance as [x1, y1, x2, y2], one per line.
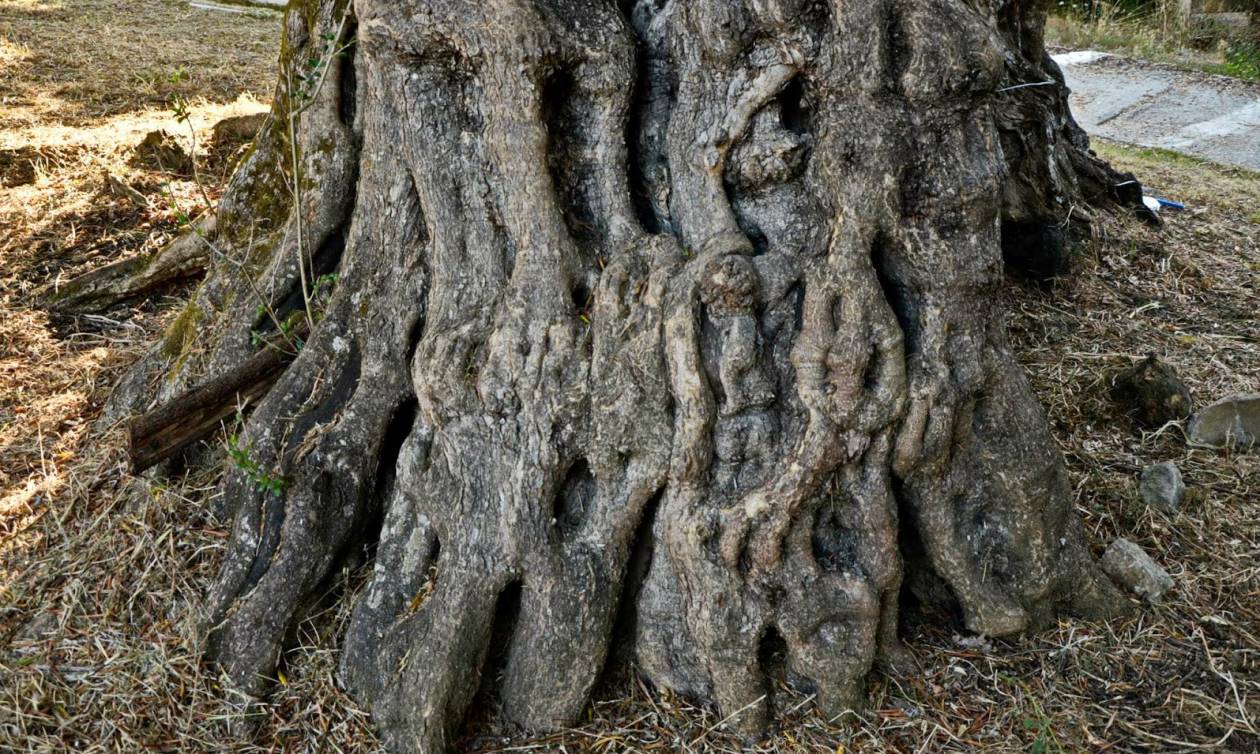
[700, 255, 759, 315]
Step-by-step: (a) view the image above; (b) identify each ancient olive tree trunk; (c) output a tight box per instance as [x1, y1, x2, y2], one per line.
[110, 0, 1139, 751]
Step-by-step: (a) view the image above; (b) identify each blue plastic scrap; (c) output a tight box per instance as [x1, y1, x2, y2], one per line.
[1141, 195, 1186, 213]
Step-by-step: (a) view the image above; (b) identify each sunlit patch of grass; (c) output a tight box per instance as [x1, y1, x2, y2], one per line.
[0, 32, 29, 67]
[0, 0, 277, 532]
[0, 0, 278, 128]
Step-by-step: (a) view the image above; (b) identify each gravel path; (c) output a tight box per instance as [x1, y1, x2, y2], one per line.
[1055, 50, 1260, 172]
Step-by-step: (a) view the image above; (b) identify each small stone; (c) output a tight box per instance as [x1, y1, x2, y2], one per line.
[1187, 394, 1260, 452]
[1110, 354, 1193, 427]
[1100, 538, 1173, 602]
[1139, 461, 1184, 511]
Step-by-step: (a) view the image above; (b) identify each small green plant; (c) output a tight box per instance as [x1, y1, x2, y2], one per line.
[1022, 715, 1052, 754]
[164, 68, 214, 211]
[169, 94, 191, 124]
[226, 430, 289, 496]
[1217, 39, 1260, 81]
[1001, 674, 1065, 754]
[291, 33, 349, 103]
[249, 314, 305, 355]
[313, 272, 339, 297]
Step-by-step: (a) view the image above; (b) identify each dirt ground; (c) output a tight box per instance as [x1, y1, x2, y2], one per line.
[1, 2, 1257, 753]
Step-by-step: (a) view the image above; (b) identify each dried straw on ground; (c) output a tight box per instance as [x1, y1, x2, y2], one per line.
[1, 2, 1257, 752]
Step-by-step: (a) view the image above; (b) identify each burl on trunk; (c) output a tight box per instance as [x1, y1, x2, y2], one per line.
[111, 0, 1142, 751]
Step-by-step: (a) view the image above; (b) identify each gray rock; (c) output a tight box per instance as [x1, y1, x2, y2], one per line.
[1101, 539, 1174, 602]
[1139, 461, 1185, 511]
[1187, 394, 1260, 451]
[1110, 354, 1193, 428]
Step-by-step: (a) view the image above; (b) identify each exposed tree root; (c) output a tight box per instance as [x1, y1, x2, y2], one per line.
[127, 320, 301, 473]
[43, 214, 214, 314]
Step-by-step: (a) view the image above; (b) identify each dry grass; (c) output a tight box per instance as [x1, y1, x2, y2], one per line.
[1, 3, 1258, 753]
[0, 0, 274, 519]
[1, 2, 280, 744]
[0, 0, 276, 129]
[1046, 1, 1257, 81]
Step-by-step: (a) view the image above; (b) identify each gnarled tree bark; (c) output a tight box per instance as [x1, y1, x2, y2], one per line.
[109, 0, 1142, 751]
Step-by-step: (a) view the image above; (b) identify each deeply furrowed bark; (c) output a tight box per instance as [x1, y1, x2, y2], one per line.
[108, 0, 1140, 750]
